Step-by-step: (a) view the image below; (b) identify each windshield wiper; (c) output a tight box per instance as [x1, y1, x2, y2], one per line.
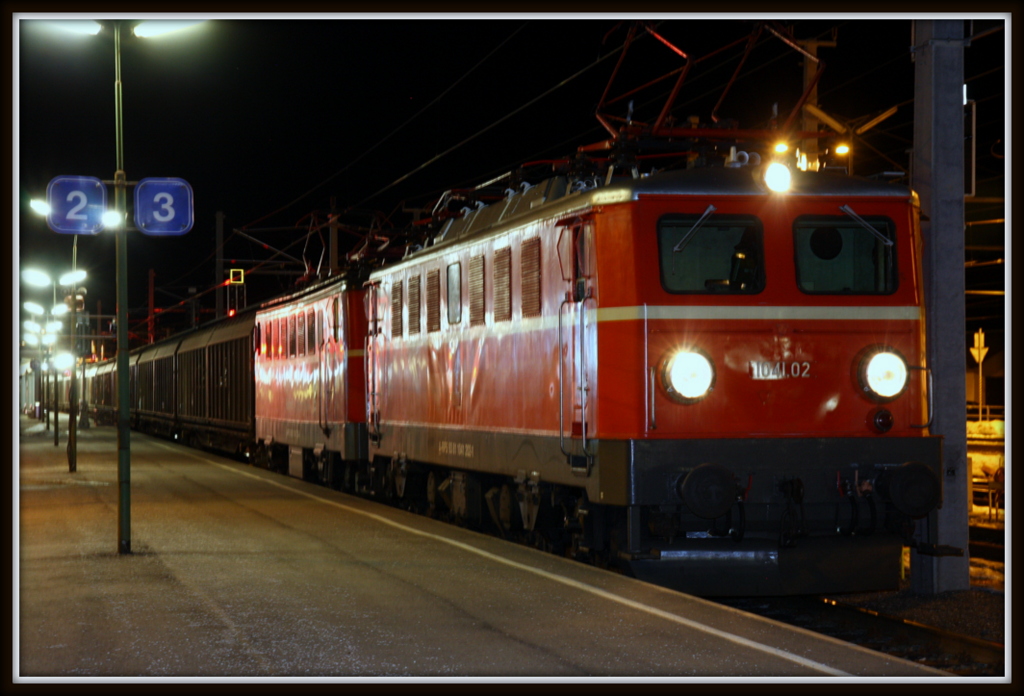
[839, 204, 894, 246]
[673, 204, 717, 253]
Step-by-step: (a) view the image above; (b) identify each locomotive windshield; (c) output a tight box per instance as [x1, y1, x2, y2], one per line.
[793, 215, 897, 294]
[657, 214, 765, 294]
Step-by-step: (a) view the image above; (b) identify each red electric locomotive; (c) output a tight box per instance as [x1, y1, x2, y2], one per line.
[363, 158, 942, 596]
[105, 22, 947, 597]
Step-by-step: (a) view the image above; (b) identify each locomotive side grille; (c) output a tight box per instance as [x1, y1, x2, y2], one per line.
[522, 237, 541, 318]
[391, 280, 403, 339]
[408, 275, 422, 335]
[494, 247, 511, 322]
[469, 254, 485, 326]
[426, 269, 441, 332]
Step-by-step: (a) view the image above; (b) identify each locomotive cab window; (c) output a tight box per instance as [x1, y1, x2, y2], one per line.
[657, 214, 765, 294]
[793, 215, 897, 294]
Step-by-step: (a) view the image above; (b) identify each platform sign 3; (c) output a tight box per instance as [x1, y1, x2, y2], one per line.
[46, 176, 107, 234]
[134, 177, 194, 236]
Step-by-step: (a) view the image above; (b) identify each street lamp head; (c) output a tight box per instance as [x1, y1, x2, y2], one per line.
[48, 21, 102, 36]
[132, 21, 206, 38]
[29, 199, 51, 216]
[23, 320, 42, 334]
[59, 269, 87, 286]
[45, 320, 63, 333]
[21, 269, 52, 287]
[23, 301, 45, 316]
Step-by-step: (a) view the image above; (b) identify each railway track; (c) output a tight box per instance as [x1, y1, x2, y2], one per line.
[969, 525, 1004, 563]
[714, 593, 1005, 676]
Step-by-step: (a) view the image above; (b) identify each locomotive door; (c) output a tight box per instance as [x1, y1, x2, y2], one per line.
[322, 296, 341, 429]
[557, 217, 595, 474]
[364, 282, 383, 444]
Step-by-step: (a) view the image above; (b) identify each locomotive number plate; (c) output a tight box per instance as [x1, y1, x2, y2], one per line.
[750, 360, 812, 380]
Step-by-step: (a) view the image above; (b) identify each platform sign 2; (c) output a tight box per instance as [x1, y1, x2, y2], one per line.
[134, 177, 194, 236]
[46, 176, 107, 234]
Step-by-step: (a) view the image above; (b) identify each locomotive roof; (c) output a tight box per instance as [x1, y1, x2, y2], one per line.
[376, 164, 912, 276]
[627, 166, 912, 198]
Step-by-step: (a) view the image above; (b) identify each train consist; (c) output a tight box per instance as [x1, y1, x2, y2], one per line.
[84, 158, 947, 596]
[84, 24, 949, 596]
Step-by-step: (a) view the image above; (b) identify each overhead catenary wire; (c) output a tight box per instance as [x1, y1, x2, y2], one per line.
[238, 22, 532, 234]
[158, 24, 532, 296]
[350, 40, 629, 211]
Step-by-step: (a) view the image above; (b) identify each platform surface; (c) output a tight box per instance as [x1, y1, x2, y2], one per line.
[16, 414, 953, 681]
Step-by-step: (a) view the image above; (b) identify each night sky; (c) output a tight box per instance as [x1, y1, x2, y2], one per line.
[15, 14, 1007, 345]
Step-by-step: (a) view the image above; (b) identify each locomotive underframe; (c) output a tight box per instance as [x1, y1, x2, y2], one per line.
[369, 425, 942, 595]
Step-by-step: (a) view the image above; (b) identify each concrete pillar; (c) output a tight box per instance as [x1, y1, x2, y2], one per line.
[911, 19, 970, 593]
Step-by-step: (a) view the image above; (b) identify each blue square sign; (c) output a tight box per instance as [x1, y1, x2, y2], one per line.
[134, 177, 194, 236]
[46, 176, 107, 234]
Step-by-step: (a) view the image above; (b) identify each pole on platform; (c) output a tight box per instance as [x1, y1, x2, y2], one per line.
[114, 20, 131, 555]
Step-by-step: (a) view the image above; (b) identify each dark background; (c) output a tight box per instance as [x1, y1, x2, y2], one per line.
[15, 15, 1007, 358]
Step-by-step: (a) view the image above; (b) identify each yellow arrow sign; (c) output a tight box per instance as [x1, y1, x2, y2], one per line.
[969, 328, 988, 363]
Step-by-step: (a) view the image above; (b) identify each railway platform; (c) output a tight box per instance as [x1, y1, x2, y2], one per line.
[14, 414, 995, 681]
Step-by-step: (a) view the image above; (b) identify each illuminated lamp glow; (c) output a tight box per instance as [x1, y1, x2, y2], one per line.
[60, 269, 87, 286]
[54, 353, 75, 370]
[764, 162, 792, 193]
[42, 333, 58, 346]
[48, 21, 102, 35]
[863, 351, 908, 399]
[774, 142, 789, 153]
[22, 269, 52, 287]
[24, 334, 40, 347]
[24, 320, 42, 334]
[23, 302, 45, 316]
[133, 21, 206, 38]
[835, 144, 850, 155]
[30, 199, 51, 216]
[664, 350, 715, 401]
[51, 304, 68, 316]
[102, 210, 123, 228]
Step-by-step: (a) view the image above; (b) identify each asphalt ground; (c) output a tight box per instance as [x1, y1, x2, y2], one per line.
[14, 414, 963, 681]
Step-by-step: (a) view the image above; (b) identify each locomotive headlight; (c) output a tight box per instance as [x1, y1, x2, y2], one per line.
[764, 162, 792, 193]
[663, 350, 715, 402]
[861, 350, 909, 400]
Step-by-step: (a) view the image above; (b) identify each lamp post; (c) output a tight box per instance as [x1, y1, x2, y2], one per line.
[36, 18, 204, 553]
[23, 270, 61, 439]
[22, 266, 86, 470]
[22, 306, 47, 422]
[112, 19, 132, 554]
